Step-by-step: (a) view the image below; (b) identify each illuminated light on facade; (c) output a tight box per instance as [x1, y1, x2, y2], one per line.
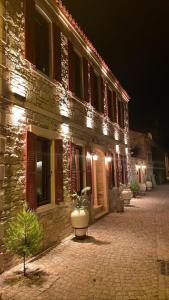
[102, 121, 108, 135]
[10, 73, 27, 98]
[135, 164, 141, 171]
[124, 133, 128, 145]
[125, 147, 128, 155]
[86, 152, 92, 160]
[86, 117, 93, 128]
[60, 123, 69, 135]
[115, 144, 120, 154]
[114, 129, 119, 141]
[142, 165, 147, 170]
[11, 106, 25, 126]
[59, 100, 70, 117]
[92, 153, 98, 161]
[105, 155, 112, 163]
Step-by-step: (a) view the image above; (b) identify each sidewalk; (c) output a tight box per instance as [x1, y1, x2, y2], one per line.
[1, 185, 169, 300]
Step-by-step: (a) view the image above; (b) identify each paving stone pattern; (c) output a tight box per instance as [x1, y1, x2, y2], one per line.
[1, 185, 169, 300]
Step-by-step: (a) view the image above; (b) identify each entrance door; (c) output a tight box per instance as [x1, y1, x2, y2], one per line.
[92, 148, 108, 217]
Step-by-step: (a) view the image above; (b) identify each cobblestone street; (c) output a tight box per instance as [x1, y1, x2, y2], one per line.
[1, 185, 169, 300]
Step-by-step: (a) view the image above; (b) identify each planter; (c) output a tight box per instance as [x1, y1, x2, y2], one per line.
[139, 183, 146, 195]
[121, 189, 132, 205]
[71, 208, 89, 239]
[146, 180, 152, 191]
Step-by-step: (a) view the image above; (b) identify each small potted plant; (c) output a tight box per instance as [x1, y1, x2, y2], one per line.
[71, 187, 91, 239]
[130, 180, 139, 198]
[120, 184, 133, 206]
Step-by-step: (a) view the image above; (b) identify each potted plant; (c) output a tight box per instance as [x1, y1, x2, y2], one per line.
[130, 180, 139, 198]
[120, 184, 132, 206]
[139, 182, 146, 195]
[71, 187, 91, 239]
[146, 179, 152, 191]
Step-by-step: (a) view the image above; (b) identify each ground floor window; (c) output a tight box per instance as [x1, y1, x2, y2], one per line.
[37, 137, 51, 206]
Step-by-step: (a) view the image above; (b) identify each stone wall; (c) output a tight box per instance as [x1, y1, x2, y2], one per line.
[0, 0, 130, 272]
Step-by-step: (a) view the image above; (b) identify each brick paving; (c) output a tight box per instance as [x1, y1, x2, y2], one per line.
[1, 185, 169, 300]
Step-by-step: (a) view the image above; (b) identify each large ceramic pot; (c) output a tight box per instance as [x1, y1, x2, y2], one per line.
[121, 189, 133, 205]
[139, 183, 146, 195]
[146, 181, 152, 191]
[71, 208, 89, 239]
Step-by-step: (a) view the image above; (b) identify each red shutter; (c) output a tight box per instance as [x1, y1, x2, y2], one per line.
[113, 91, 117, 123]
[90, 65, 95, 107]
[53, 23, 62, 82]
[55, 139, 64, 203]
[68, 41, 74, 92]
[70, 143, 77, 193]
[85, 147, 92, 190]
[100, 76, 105, 114]
[115, 153, 120, 187]
[83, 57, 89, 102]
[24, 0, 35, 64]
[26, 131, 37, 209]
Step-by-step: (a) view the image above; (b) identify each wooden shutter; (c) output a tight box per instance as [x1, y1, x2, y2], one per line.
[55, 139, 64, 203]
[90, 65, 95, 107]
[26, 131, 37, 209]
[53, 23, 62, 82]
[83, 57, 89, 102]
[100, 76, 105, 114]
[24, 0, 35, 64]
[115, 153, 120, 187]
[113, 91, 117, 123]
[70, 143, 77, 193]
[85, 147, 92, 190]
[68, 41, 74, 92]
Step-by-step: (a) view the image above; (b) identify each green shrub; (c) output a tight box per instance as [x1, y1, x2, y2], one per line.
[5, 206, 43, 276]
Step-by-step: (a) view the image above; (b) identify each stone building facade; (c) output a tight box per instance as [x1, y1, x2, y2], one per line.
[130, 130, 153, 183]
[0, 0, 130, 272]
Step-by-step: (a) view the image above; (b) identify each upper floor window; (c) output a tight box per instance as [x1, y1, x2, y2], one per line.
[25, 0, 62, 81]
[90, 67, 103, 113]
[107, 87, 113, 122]
[35, 8, 50, 76]
[73, 50, 83, 99]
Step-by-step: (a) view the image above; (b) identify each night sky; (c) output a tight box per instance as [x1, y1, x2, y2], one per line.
[61, 0, 169, 149]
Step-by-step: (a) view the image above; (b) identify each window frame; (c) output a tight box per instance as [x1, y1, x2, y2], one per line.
[34, 5, 53, 78]
[73, 47, 84, 100]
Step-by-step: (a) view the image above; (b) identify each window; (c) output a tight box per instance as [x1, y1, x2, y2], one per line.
[73, 51, 83, 99]
[71, 144, 84, 193]
[26, 132, 64, 209]
[36, 137, 51, 206]
[113, 91, 117, 123]
[91, 69, 101, 112]
[35, 8, 50, 76]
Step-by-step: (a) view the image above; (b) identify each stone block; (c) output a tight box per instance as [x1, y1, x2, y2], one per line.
[0, 165, 5, 181]
[0, 136, 6, 153]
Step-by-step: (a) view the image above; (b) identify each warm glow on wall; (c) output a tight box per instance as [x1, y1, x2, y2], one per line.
[125, 147, 128, 155]
[10, 73, 27, 98]
[115, 144, 120, 153]
[11, 106, 25, 126]
[114, 129, 119, 141]
[86, 152, 92, 160]
[102, 122, 108, 135]
[105, 156, 112, 163]
[86, 116, 93, 129]
[60, 123, 69, 135]
[135, 164, 141, 171]
[92, 154, 98, 161]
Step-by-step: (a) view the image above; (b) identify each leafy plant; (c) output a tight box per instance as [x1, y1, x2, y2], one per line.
[5, 206, 43, 276]
[71, 186, 91, 209]
[130, 180, 139, 194]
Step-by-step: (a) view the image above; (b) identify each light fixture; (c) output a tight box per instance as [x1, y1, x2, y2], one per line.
[105, 156, 112, 163]
[92, 153, 98, 161]
[135, 164, 141, 171]
[142, 165, 147, 169]
[115, 144, 120, 153]
[60, 123, 69, 135]
[86, 152, 92, 160]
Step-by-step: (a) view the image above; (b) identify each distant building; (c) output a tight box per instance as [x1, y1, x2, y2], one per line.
[0, 0, 130, 272]
[130, 130, 153, 183]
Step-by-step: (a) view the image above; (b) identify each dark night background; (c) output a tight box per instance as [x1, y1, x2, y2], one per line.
[61, 0, 169, 150]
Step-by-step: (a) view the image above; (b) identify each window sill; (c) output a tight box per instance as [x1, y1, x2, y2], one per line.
[36, 203, 56, 213]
